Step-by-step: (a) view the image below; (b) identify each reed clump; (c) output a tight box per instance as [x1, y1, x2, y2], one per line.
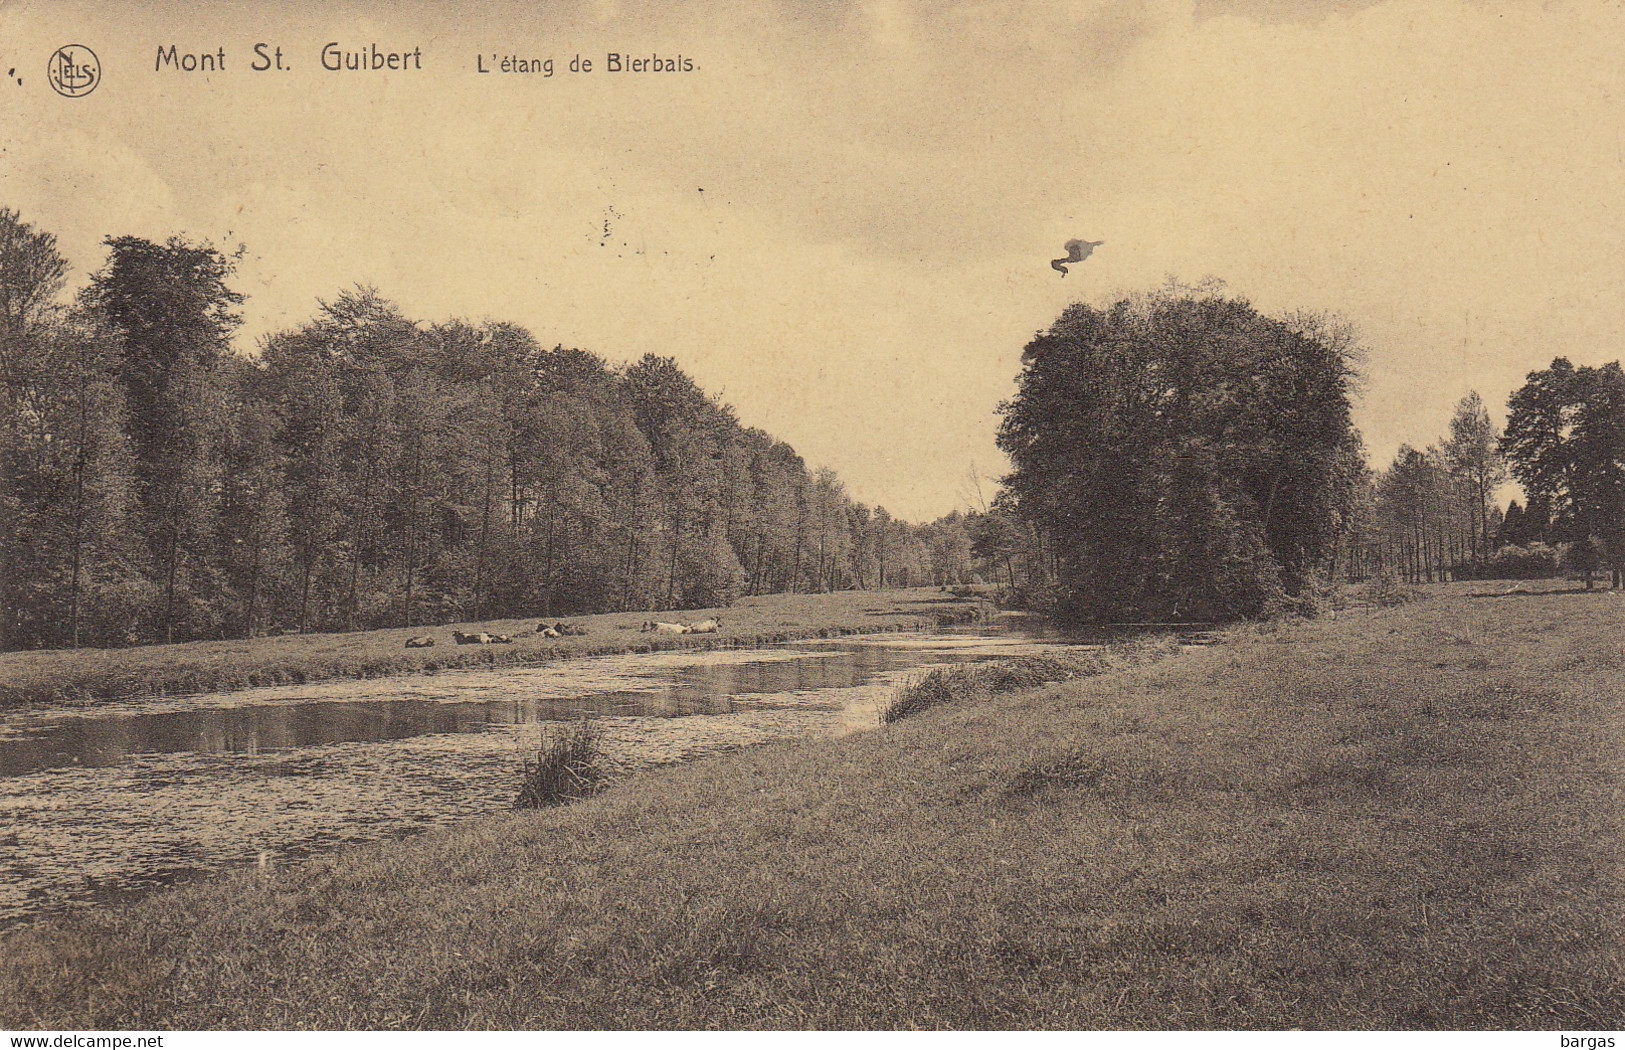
[515, 721, 605, 809]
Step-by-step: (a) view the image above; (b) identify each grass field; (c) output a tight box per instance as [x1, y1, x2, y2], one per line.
[1, 582, 1621, 1028]
[0, 588, 987, 709]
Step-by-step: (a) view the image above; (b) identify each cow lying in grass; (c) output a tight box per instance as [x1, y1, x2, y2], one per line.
[452, 630, 514, 645]
[638, 618, 722, 635]
[404, 636, 436, 649]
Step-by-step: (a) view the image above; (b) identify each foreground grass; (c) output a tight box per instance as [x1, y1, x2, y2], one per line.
[2, 584, 1621, 1028]
[0, 588, 984, 709]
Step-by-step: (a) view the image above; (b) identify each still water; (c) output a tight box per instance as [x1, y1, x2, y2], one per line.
[0, 627, 1080, 926]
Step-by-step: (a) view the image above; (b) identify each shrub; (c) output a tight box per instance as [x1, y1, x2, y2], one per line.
[515, 720, 604, 809]
[1363, 572, 1427, 608]
[1465, 543, 1561, 580]
[994, 580, 1063, 616]
[1285, 571, 1342, 618]
[883, 666, 964, 724]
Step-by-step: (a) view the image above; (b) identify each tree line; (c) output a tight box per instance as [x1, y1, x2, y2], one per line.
[0, 210, 992, 651]
[994, 285, 1625, 624]
[1349, 361, 1625, 588]
[15, 206, 1608, 646]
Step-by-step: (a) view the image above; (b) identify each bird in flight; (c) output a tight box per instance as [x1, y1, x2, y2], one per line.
[1051, 238, 1104, 277]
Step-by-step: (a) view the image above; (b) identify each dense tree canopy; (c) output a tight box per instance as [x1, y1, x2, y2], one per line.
[82, 236, 244, 642]
[1503, 358, 1625, 587]
[0, 211, 959, 650]
[0, 213, 142, 649]
[22, 205, 1610, 647]
[997, 289, 1363, 623]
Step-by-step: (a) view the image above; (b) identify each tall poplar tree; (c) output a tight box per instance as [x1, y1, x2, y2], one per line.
[1442, 391, 1507, 564]
[84, 236, 243, 641]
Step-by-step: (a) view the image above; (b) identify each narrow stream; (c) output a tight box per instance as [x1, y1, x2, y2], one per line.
[0, 626, 1084, 927]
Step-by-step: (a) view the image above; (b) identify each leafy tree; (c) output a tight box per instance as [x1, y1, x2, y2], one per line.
[0, 212, 146, 648]
[998, 288, 1360, 623]
[1377, 445, 1451, 583]
[1442, 391, 1508, 564]
[0, 207, 69, 395]
[620, 355, 742, 606]
[216, 375, 293, 637]
[742, 440, 806, 595]
[1504, 357, 1625, 587]
[1568, 363, 1625, 587]
[84, 236, 243, 641]
[1503, 358, 1583, 542]
[971, 502, 1024, 591]
[3, 316, 144, 647]
[923, 511, 974, 586]
[809, 469, 852, 592]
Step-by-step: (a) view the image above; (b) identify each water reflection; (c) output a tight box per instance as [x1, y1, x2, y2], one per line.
[0, 628, 1079, 927]
[0, 636, 1031, 778]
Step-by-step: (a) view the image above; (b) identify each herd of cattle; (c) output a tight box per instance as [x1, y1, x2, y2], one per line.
[402, 617, 723, 648]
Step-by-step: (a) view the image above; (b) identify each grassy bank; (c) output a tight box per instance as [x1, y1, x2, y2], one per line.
[0, 588, 987, 709]
[2, 583, 1621, 1028]
[881, 637, 1180, 723]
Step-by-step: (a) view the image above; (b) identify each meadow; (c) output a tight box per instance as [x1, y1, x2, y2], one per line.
[0, 581, 1620, 1028]
[0, 587, 987, 709]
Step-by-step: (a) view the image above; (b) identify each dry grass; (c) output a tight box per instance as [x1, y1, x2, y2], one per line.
[0, 588, 983, 709]
[1, 582, 1621, 1028]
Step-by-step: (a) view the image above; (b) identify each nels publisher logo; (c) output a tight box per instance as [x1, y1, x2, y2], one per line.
[47, 44, 99, 97]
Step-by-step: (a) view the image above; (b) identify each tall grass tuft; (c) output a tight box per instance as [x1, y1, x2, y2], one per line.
[515, 720, 605, 809]
[883, 653, 1105, 724]
[882, 636, 1185, 725]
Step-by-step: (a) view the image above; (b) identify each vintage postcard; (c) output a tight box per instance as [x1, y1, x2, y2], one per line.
[0, 0, 1621, 1036]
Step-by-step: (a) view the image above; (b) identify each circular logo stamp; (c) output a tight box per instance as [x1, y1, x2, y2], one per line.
[47, 45, 99, 98]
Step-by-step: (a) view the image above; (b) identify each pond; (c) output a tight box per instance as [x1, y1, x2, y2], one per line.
[0, 625, 1086, 927]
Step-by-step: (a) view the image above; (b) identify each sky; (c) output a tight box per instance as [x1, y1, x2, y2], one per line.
[1, 0, 1620, 520]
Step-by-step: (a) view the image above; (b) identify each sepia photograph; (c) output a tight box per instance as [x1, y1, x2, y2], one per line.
[0, 0, 1621, 1035]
